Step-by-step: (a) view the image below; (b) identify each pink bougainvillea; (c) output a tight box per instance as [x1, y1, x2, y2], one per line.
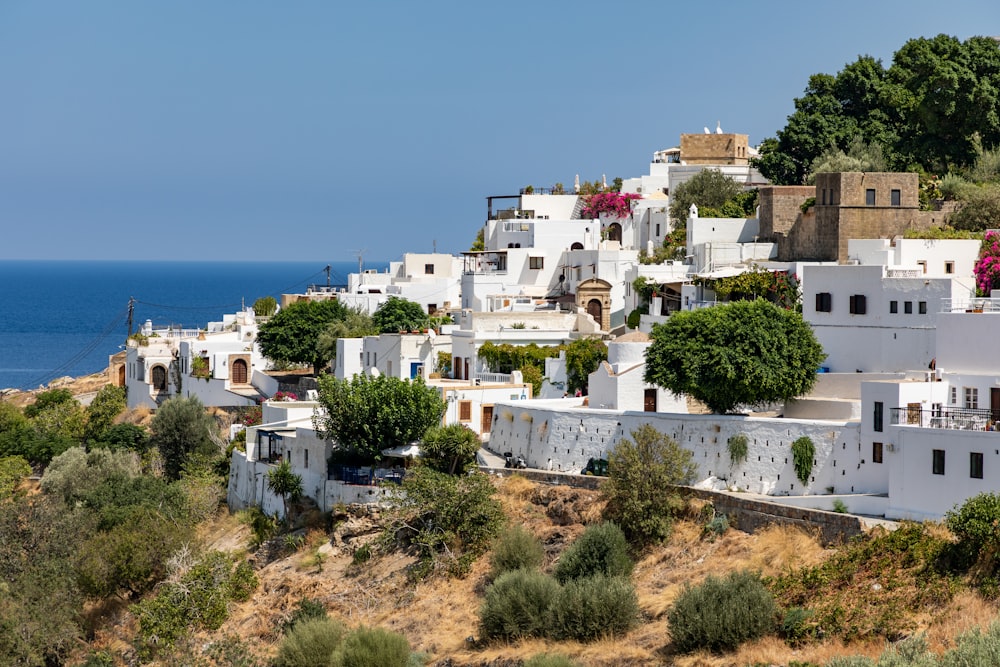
[581, 192, 641, 219]
[974, 231, 1000, 296]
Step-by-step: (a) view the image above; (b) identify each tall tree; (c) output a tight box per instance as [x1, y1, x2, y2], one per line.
[257, 299, 349, 374]
[149, 396, 217, 479]
[315, 374, 445, 462]
[266, 460, 303, 521]
[644, 300, 825, 414]
[564, 337, 608, 395]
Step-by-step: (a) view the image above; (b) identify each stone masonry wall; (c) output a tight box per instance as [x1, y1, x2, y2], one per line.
[758, 186, 815, 237]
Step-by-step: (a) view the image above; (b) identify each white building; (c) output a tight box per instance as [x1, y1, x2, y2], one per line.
[125, 309, 276, 409]
[337, 253, 463, 317]
[587, 331, 688, 413]
[802, 238, 980, 373]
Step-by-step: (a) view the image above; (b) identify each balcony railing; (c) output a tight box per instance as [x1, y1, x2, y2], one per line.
[891, 406, 998, 431]
[942, 298, 1000, 313]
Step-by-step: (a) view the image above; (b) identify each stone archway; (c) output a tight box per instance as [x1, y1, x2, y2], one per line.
[151, 365, 168, 392]
[606, 222, 622, 243]
[576, 278, 613, 331]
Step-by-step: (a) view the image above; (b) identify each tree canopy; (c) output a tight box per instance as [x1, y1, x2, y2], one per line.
[372, 297, 429, 334]
[668, 169, 748, 224]
[756, 35, 1000, 184]
[564, 338, 608, 395]
[420, 423, 480, 475]
[315, 373, 445, 463]
[149, 396, 217, 479]
[257, 299, 349, 374]
[644, 300, 825, 414]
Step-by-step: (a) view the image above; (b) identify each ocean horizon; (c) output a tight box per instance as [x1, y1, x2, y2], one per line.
[0, 259, 387, 392]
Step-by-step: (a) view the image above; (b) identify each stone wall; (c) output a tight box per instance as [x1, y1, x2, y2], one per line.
[679, 133, 749, 165]
[485, 468, 865, 545]
[758, 186, 815, 237]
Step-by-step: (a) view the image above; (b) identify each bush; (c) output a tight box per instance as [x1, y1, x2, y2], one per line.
[489, 525, 544, 578]
[727, 434, 748, 466]
[547, 574, 639, 641]
[945, 492, 1000, 572]
[781, 606, 815, 647]
[479, 569, 561, 641]
[554, 522, 633, 584]
[282, 598, 328, 634]
[667, 570, 777, 654]
[791, 436, 815, 486]
[274, 617, 347, 667]
[523, 655, 579, 667]
[332, 626, 410, 667]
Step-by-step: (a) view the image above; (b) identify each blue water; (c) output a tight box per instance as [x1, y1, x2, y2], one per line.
[0, 260, 383, 391]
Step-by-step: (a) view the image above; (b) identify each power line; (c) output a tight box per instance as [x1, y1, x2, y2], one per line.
[22, 305, 130, 390]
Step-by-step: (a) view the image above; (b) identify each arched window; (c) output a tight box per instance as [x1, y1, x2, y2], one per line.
[606, 223, 622, 243]
[570, 242, 584, 250]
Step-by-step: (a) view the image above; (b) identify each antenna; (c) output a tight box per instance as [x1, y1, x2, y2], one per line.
[348, 249, 367, 274]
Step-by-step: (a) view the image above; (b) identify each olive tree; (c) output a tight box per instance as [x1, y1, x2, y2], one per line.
[149, 396, 217, 479]
[644, 299, 825, 414]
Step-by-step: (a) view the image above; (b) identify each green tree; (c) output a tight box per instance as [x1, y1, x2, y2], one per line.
[470, 228, 485, 251]
[420, 423, 480, 475]
[316, 306, 378, 366]
[23, 388, 75, 419]
[946, 492, 1000, 573]
[257, 299, 349, 374]
[371, 297, 429, 334]
[668, 168, 746, 224]
[806, 135, 888, 183]
[381, 466, 504, 578]
[252, 295, 278, 317]
[602, 424, 697, 545]
[644, 300, 825, 414]
[0, 455, 31, 500]
[150, 396, 217, 479]
[267, 460, 303, 522]
[316, 374, 445, 463]
[40, 446, 140, 506]
[93, 422, 150, 452]
[564, 338, 608, 395]
[84, 384, 126, 444]
[951, 184, 1000, 232]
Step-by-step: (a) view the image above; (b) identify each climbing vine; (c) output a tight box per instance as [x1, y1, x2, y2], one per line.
[697, 266, 801, 310]
[727, 434, 748, 466]
[791, 436, 815, 486]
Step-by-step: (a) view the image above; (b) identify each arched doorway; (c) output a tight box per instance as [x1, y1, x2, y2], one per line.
[606, 223, 622, 243]
[231, 358, 248, 384]
[587, 299, 603, 323]
[117, 365, 125, 386]
[151, 365, 167, 392]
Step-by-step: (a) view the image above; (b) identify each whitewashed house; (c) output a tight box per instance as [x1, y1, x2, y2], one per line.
[587, 331, 687, 413]
[336, 253, 463, 316]
[125, 309, 276, 409]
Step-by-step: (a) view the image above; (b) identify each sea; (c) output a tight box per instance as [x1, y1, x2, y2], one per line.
[0, 260, 385, 392]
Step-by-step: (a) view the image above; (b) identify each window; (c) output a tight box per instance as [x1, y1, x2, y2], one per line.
[971, 452, 984, 479]
[933, 449, 945, 475]
[917, 260, 927, 274]
[874, 401, 884, 432]
[919, 301, 927, 315]
[965, 387, 979, 410]
[904, 301, 913, 314]
[424, 263, 434, 274]
[821, 189, 827, 205]
[458, 400, 472, 422]
[891, 189, 901, 206]
[866, 188, 876, 206]
[873, 442, 883, 464]
[951, 386, 958, 405]
[529, 256, 544, 270]
[427, 303, 437, 314]
[655, 224, 660, 236]
[815, 292, 832, 312]
[304, 450, 309, 469]
[849, 294, 867, 315]
[945, 261, 955, 274]
[890, 300, 898, 314]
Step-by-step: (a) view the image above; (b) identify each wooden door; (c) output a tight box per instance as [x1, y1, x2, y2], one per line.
[644, 388, 657, 412]
[231, 358, 248, 384]
[992, 387, 1000, 421]
[481, 405, 494, 435]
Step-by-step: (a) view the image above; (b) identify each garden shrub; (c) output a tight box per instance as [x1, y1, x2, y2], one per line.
[547, 574, 639, 641]
[945, 492, 1000, 571]
[331, 626, 410, 667]
[791, 436, 815, 486]
[523, 654, 579, 667]
[667, 570, 777, 654]
[478, 569, 561, 641]
[727, 433, 748, 466]
[781, 606, 815, 647]
[274, 617, 347, 667]
[554, 522, 633, 584]
[489, 525, 544, 578]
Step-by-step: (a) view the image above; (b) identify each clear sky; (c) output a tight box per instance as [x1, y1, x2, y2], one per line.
[1, 1, 997, 262]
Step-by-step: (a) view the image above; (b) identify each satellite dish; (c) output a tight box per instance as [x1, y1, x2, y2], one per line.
[368, 367, 381, 377]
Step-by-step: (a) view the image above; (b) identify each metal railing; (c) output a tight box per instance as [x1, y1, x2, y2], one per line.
[891, 406, 998, 431]
[942, 298, 1000, 313]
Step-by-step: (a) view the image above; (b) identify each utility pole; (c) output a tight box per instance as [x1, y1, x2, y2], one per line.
[126, 297, 135, 338]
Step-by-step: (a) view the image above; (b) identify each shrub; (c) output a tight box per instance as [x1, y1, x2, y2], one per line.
[667, 570, 777, 654]
[523, 654, 579, 667]
[832, 499, 849, 514]
[547, 574, 639, 641]
[602, 424, 695, 545]
[274, 617, 347, 667]
[479, 569, 561, 641]
[791, 436, 814, 486]
[489, 525, 544, 578]
[945, 492, 1000, 572]
[781, 606, 815, 647]
[282, 598, 328, 634]
[332, 626, 410, 667]
[554, 522, 633, 584]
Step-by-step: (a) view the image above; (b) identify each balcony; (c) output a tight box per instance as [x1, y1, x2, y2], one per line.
[942, 298, 1000, 313]
[891, 406, 997, 431]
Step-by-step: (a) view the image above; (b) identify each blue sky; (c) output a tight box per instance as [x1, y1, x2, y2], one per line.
[1, 1, 997, 262]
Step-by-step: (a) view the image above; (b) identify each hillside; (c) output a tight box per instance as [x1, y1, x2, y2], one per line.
[80, 475, 999, 667]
